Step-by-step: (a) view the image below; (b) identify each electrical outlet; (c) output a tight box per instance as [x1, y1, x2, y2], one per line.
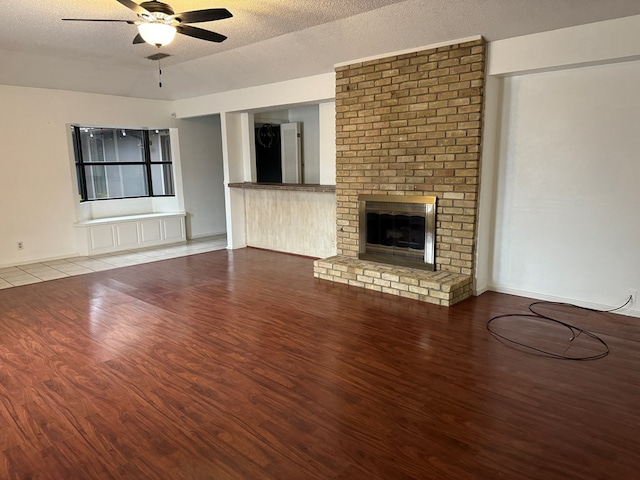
[628, 289, 637, 304]
[17, 241, 24, 250]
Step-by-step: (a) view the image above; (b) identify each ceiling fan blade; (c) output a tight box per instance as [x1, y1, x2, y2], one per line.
[62, 18, 135, 24]
[132, 33, 145, 44]
[176, 25, 227, 43]
[115, 0, 151, 16]
[173, 8, 232, 24]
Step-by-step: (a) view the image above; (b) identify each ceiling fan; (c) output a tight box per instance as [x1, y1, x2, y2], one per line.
[62, 0, 232, 47]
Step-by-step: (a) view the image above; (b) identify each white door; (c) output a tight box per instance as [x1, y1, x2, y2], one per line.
[280, 122, 301, 183]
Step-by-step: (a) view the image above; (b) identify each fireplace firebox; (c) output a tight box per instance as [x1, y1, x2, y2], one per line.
[358, 195, 437, 271]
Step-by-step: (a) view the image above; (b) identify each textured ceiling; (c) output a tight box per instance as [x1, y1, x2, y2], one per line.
[2, 0, 408, 67]
[2, 0, 640, 100]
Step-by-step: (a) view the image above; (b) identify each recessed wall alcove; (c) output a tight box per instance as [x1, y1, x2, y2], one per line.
[314, 38, 486, 306]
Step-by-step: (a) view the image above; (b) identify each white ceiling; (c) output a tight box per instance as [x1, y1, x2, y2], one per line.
[2, 0, 640, 100]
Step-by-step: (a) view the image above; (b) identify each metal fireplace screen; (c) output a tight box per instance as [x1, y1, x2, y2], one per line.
[358, 195, 437, 271]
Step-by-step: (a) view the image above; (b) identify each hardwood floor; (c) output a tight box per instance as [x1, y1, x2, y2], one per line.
[0, 248, 638, 479]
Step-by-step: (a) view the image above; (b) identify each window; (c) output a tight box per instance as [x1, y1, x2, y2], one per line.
[72, 126, 174, 202]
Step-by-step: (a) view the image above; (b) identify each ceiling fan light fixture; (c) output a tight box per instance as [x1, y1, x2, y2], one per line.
[137, 22, 176, 47]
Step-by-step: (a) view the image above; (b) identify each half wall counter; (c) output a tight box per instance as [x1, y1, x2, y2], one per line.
[229, 183, 336, 258]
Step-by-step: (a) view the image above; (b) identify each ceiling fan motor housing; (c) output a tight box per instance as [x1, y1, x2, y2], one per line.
[140, 1, 174, 19]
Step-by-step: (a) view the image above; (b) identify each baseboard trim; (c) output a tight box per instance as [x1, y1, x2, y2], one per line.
[486, 285, 640, 318]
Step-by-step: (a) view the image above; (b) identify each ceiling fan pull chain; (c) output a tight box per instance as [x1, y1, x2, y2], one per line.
[158, 59, 162, 88]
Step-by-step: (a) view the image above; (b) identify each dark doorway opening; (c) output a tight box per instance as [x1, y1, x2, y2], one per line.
[255, 124, 281, 183]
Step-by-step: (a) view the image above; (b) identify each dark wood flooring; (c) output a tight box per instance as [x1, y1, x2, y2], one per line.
[0, 248, 638, 479]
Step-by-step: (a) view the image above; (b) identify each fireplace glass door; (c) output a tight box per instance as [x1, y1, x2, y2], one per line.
[359, 195, 436, 270]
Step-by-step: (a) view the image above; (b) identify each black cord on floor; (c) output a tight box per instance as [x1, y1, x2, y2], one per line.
[486, 295, 631, 361]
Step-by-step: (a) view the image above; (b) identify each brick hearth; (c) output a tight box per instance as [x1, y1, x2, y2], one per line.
[314, 256, 472, 306]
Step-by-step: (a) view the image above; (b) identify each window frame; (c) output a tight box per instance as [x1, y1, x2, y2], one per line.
[72, 126, 175, 202]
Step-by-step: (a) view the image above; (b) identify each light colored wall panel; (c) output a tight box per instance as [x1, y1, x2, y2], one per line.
[140, 219, 163, 243]
[245, 189, 336, 258]
[163, 217, 185, 242]
[115, 222, 139, 248]
[89, 225, 116, 251]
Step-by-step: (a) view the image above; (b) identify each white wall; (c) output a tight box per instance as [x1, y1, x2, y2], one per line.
[0, 85, 175, 268]
[177, 116, 226, 239]
[174, 73, 335, 119]
[318, 101, 336, 185]
[488, 15, 640, 76]
[479, 17, 640, 317]
[220, 112, 249, 249]
[174, 74, 337, 254]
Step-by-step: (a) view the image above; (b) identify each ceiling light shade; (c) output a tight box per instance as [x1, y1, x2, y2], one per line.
[137, 23, 176, 47]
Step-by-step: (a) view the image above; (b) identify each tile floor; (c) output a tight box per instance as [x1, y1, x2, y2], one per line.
[0, 235, 227, 290]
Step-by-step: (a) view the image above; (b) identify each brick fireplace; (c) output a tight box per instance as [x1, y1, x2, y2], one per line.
[314, 38, 486, 306]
